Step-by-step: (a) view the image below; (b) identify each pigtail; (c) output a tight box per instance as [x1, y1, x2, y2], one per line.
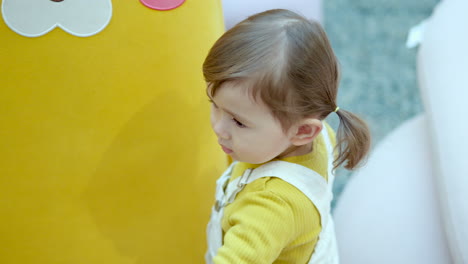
[334, 109, 371, 170]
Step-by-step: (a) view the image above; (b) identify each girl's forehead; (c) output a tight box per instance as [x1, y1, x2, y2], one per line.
[215, 82, 273, 118]
[217, 81, 260, 104]
[218, 80, 261, 101]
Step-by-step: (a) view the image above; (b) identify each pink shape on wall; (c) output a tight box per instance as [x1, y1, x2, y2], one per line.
[140, 0, 185, 11]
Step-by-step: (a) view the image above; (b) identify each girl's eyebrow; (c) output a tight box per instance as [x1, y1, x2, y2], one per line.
[224, 108, 249, 123]
[209, 96, 252, 125]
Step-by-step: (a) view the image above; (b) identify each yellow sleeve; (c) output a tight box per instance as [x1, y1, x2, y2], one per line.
[214, 178, 320, 263]
[214, 190, 294, 264]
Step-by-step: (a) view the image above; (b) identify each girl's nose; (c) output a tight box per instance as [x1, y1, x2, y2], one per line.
[212, 118, 230, 140]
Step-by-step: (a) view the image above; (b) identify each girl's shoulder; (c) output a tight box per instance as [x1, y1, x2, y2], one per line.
[231, 176, 321, 234]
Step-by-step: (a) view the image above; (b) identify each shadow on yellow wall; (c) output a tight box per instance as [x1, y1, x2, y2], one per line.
[0, 0, 226, 263]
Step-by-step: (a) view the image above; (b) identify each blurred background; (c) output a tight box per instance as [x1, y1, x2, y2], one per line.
[323, 0, 439, 200]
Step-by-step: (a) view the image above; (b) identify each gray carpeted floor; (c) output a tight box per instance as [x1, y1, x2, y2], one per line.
[323, 0, 439, 203]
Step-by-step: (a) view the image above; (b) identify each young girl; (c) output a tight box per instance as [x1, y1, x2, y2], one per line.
[204, 9, 370, 264]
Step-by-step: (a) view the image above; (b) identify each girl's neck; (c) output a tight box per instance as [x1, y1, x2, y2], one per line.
[277, 142, 313, 160]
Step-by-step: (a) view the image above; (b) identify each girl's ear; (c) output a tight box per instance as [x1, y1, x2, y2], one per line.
[289, 119, 323, 146]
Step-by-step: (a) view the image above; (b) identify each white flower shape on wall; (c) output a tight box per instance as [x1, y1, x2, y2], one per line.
[1, 0, 112, 37]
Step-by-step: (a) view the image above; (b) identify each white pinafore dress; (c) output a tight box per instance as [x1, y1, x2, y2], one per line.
[206, 127, 340, 264]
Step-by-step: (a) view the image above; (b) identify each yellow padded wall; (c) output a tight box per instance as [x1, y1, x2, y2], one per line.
[0, 1, 226, 263]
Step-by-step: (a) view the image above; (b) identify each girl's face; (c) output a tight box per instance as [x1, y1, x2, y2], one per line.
[209, 81, 294, 164]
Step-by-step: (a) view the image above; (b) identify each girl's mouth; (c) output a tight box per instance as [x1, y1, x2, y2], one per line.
[220, 145, 233, 154]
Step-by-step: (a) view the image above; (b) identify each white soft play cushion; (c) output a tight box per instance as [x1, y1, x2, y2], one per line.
[222, 0, 322, 29]
[417, 0, 468, 262]
[334, 115, 451, 264]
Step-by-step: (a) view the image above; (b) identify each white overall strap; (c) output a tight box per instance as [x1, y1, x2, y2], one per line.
[320, 125, 335, 185]
[205, 161, 237, 264]
[213, 161, 237, 208]
[310, 125, 339, 264]
[246, 161, 331, 226]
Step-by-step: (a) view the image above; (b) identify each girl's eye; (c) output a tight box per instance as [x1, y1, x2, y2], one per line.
[232, 118, 246, 128]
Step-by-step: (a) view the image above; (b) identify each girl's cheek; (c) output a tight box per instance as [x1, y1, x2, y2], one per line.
[210, 111, 218, 130]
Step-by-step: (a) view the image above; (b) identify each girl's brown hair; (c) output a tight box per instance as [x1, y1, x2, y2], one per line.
[203, 9, 370, 170]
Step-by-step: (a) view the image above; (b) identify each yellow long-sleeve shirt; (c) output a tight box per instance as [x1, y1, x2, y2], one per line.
[214, 124, 336, 264]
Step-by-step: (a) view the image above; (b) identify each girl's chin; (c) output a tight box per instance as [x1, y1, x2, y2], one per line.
[233, 156, 274, 165]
